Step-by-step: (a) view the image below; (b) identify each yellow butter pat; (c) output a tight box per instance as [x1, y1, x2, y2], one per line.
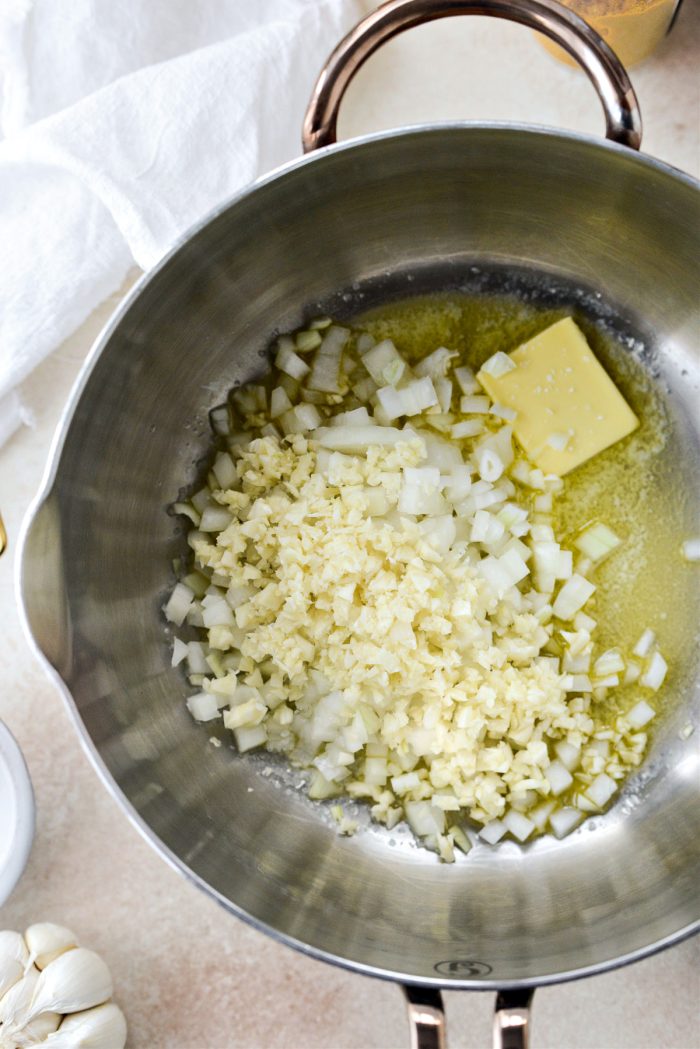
[477, 318, 639, 475]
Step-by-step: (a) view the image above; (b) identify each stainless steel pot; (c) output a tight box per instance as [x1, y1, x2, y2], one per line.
[18, 1, 700, 1046]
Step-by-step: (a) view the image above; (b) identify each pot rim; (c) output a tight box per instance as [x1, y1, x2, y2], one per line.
[16, 119, 700, 991]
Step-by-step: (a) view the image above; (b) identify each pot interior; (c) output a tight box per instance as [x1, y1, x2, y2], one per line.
[22, 127, 700, 986]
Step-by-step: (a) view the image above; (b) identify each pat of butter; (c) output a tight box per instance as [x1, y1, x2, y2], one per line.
[477, 318, 639, 475]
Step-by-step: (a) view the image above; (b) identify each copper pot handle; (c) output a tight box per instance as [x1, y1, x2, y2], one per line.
[302, 0, 642, 153]
[402, 985, 534, 1049]
[403, 986, 446, 1049]
[494, 989, 534, 1049]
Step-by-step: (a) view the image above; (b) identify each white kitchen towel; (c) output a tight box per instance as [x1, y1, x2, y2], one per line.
[0, 0, 362, 446]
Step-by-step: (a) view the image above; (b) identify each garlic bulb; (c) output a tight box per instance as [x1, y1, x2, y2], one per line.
[24, 926, 77, 972]
[0, 926, 125, 1049]
[25, 950, 112, 1022]
[41, 1003, 127, 1048]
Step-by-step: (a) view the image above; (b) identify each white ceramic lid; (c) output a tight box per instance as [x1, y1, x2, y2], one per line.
[0, 720, 35, 906]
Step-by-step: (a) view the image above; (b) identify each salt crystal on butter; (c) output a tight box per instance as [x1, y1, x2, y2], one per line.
[477, 318, 638, 475]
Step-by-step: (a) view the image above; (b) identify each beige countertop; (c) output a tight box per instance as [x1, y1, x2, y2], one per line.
[1, 5, 699, 1047]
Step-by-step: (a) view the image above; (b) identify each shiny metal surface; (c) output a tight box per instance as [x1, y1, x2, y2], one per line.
[19, 125, 700, 989]
[303, 0, 642, 153]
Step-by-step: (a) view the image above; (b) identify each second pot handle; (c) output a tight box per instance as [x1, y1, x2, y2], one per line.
[303, 0, 641, 153]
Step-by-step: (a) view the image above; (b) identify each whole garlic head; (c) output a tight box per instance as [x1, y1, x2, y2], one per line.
[0, 926, 126, 1049]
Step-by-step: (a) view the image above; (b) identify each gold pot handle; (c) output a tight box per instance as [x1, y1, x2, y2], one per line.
[302, 0, 641, 153]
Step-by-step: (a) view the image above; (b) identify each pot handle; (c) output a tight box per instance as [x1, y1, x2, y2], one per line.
[494, 989, 534, 1049]
[403, 986, 446, 1049]
[402, 985, 534, 1049]
[302, 0, 641, 153]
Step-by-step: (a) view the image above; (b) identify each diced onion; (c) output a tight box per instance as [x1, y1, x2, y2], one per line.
[479, 820, 506, 844]
[460, 395, 490, 414]
[632, 628, 655, 658]
[414, 346, 458, 378]
[275, 339, 310, 380]
[164, 582, 194, 626]
[554, 741, 580, 771]
[503, 809, 534, 841]
[640, 651, 667, 691]
[585, 773, 617, 808]
[481, 351, 516, 377]
[549, 807, 583, 838]
[186, 692, 220, 722]
[545, 759, 573, 795]
[552, 574, 596, 620]
[574, 522, 621, 562]
[454, 366, 480, 394]
[626, 700, 656, 728]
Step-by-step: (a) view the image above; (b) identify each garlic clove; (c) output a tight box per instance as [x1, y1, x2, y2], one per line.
[0, 965, 39, 1032]
[0, 931, 30, 998]
[24, 948, 113, 1022]
[0, 931, 29, 967]
[0, 958, 24, 1003]
[12, 1011, 61, 1047]
[24, 924, 78, 972]
[41, 1002, 127, 1049]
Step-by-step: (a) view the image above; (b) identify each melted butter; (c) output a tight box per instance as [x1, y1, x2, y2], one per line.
[358, 292, 695, 724]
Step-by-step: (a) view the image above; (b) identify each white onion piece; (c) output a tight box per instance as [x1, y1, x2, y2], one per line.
[481, 351, 516, 377]
[632, 628, 655, 658]
[585, 773, 618, 808]
[474, 446, 504, 483]
[503, 809, 535, 841]
[275, 339, 310, 379]
[164, 583, 194, 626]
[640, 651, 667, 691]
[307, 325, 349, 393]
[554, 741, 581, 771]
[414, 346, 458, 378]
[552, 574, 596, 620]
[549, 807, 583, 838]
[314, 425, 419, 453]
[626, 700, 656, 728]
[405, 801, 445, 837]
[454, 365, 480, 394]
[479, 819, 506, 844]
[362, 339, 408, 386]
[268, 386, 289, 417]
[330, 406, 373, 427]
[186, 693, 219, 722]
[199, 507, 233, 532]
[593, 648, 625, 677]
[234, 725, 268, 752]
[530, 800, 556, 830]
[574, 522, 621, 561]
[171, 638, 188, 667]
[491, 403, 517, 421]
[451, 420, 484, 439]
[460, 395, 490, 414]
[545, 760, 573, 795]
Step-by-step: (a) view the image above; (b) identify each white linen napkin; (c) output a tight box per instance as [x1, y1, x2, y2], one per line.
[0, 0, 361, 446]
